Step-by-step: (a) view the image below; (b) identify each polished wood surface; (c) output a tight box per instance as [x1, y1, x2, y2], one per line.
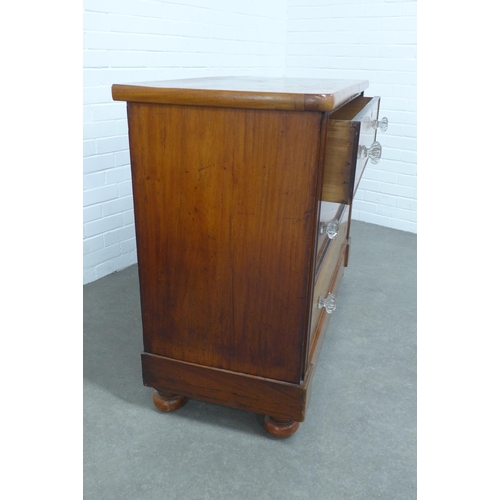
[325, 95, 374, 120]
[315, 202, 345, 273]
[316, 201, 341, 266]
[263, 416, 300, 438]
[352, 97, 380, 197]
[142, 352, 312, 422]
[152, 391, 187, 412]
[321, 119, 358, 204]
[308, 245, 346, 367]
[321, 96, 380, 204]
[308, 205, 349, 362]
[128, 102, 323, 384]
[113, 77, 378, 435]
[112, 76, 369, 112]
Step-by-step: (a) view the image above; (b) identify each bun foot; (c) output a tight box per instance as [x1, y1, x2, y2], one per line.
[264, 416, 300, 437]
[152, 391, 187, 412]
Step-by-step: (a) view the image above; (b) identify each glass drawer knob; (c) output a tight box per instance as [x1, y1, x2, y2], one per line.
[359, 141, 382, 164]
[320, 220, 339, 240]
[372, 117, 388, 132]
[318, 293, 336, 314]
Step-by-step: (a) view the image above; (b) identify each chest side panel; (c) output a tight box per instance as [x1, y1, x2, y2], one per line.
[127, 103, 322, 384]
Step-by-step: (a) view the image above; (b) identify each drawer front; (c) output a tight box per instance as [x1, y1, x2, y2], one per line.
[321, 96, 380, 204]
[310, 203, 348, 339]
[308, 242, 346, 366]
[315, 201, 344, 271]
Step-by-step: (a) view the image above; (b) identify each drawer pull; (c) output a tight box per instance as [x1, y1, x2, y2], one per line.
[359, 141, 382, 164]
[319, 220, 339, 240]
[372, 117, 388, 132]
[318, 293, 336, 314]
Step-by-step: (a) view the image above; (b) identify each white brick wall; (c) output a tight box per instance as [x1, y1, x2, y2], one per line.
[286, 0, 416, 233]
[83, 0, 287, 284]
[84, 0, 416, 283]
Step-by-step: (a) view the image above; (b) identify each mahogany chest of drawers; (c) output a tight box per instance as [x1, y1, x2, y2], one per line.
[112, 77, 385, 437]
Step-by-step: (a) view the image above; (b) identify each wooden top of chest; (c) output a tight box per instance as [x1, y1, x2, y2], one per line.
[111, 76, 368, 112]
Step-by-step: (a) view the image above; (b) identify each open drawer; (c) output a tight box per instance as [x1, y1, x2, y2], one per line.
[321, 96, 386, 204]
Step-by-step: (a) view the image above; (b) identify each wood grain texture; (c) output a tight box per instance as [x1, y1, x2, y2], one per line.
[321, 121, 359, 204]
[142, 352, 312, 422]
[308, 245, 346, 367]
[308, 205, 349, 363]
[352, 97, 380, 197]
[325, 96, 374, 120]
[128, 102, 323, 384]
[112, 76, 369, 112]
[321, 96, 380, 204]
[315, 202, 345, 275]
[112, 78, 378, 433]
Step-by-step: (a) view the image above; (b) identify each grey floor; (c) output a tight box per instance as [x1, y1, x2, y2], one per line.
[83, 220, 416, 500]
